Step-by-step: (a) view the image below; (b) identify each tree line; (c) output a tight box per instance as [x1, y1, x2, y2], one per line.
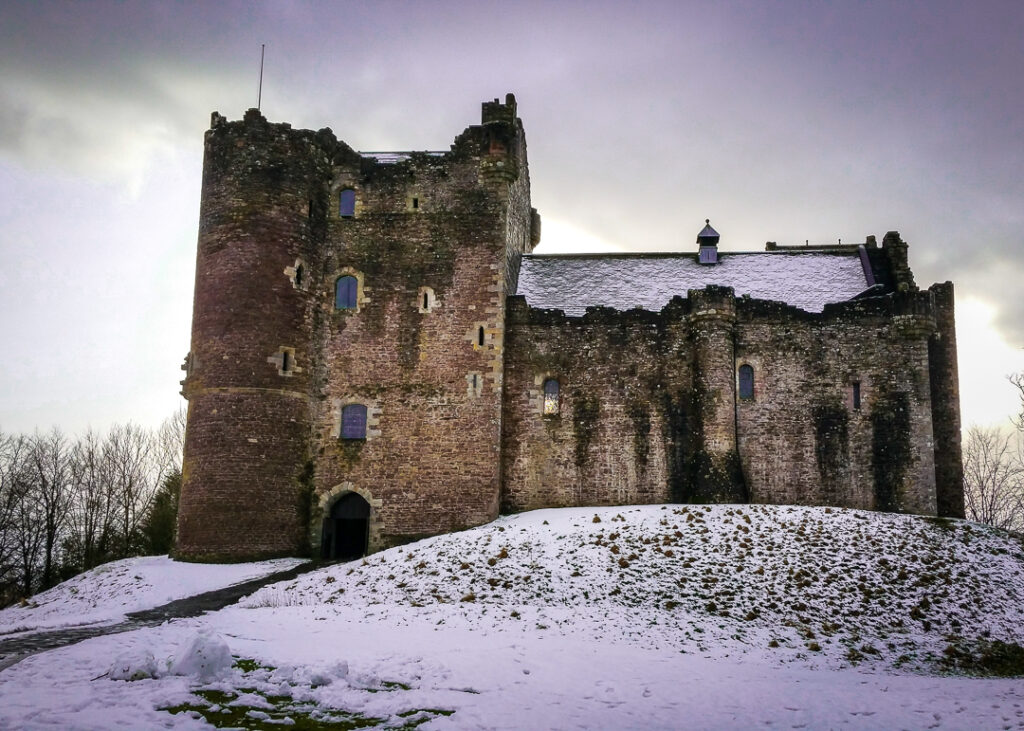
[0, 410, 184, 607]
[963, 373, 1024, 532]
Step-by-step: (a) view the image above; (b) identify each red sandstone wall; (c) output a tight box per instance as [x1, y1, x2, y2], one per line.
[177, 111, 333, 560]
[308, 98, 530, 550]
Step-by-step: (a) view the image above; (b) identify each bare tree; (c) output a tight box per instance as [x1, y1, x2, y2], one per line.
[0, 432, 28, 598]
[1011, 372, 1024, 434]
[28, 428, 75, 589]
[104, 423, 162, 555]
[963, 425, 1024, 531]
[0, 412, 187, 603]
[156, 407, 186, 477]
[67, 429, 117, 572]
[9, 457, 44, 598]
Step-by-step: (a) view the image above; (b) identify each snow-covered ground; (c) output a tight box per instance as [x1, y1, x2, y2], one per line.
[0, 555, 305, 635]
[2, 505, 1023, 730]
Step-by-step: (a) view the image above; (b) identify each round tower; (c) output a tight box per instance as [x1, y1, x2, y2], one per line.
[176, 110, 332, 561]
[688, 221, 747, 503]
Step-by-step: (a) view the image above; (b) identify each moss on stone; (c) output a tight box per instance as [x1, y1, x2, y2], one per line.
[660, 389, 692, 504]
[871, 390, 912, 511]
[814, 399, 849, 490]
[627, 400, 651, 472]
[572, 391, 601, 468]
[296, 460, 316, 557]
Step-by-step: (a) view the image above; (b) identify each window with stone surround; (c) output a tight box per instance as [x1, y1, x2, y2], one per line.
[286, 258, 307, 291]
[543, 378, 560, 415]
[418, 286, 436, 313]
[738, 365, 754, 400]
[268, 347, 299, 377]
[341, 404, 367, 440]
[335, 275, 358, 310]
[467, 371, 483, 398]
[339, 189, 356, 218]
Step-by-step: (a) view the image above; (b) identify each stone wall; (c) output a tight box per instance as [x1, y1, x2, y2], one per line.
[928, 282, 965, 518]
[734, 293, 938, 515]
[177, 110, 334, 561]
[309, 96, 530, 551]
[502, 287, 945, 517]
[502, 298, 689, 511]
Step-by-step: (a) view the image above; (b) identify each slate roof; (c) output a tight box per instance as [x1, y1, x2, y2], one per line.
[515, 251, 872, 316]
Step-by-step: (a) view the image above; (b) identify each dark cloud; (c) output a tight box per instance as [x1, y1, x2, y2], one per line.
[1, 0, 1022, 430]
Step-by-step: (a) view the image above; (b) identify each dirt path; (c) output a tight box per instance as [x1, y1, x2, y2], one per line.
[0, 561, 321, 672]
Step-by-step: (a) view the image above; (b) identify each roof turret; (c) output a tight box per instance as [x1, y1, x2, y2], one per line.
[698, 219, 719, 264]
[697, 219, 720, 246]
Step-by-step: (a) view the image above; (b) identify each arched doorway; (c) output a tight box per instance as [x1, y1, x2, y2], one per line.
[321, 492, 370, 560]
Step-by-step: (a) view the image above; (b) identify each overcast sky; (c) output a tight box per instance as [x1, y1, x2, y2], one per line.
[1, 0, 1022, 435]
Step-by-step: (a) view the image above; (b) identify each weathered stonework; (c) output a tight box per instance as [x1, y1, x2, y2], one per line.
[176, 95, 964, 562]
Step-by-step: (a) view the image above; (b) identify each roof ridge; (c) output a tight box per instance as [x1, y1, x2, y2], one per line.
[523, 250, 862, 259]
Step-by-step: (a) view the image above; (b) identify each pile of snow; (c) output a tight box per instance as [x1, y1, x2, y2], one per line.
[0, 555, 304, 634]
[166, 630, 233, 681]
[244, 504, 1024, 671]
[108, 649, 161, 682]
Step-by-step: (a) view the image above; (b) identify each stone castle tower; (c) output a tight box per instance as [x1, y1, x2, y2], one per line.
[177, 95, 536, 560]
[177, 94, 963, 562]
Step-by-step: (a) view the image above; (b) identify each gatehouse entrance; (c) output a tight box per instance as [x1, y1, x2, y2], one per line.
[322, 493, 370, 560]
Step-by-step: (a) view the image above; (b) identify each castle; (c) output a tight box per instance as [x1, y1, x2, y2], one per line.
[176, 94, 964, 562]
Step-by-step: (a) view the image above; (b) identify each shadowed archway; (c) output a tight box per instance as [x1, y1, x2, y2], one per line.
[321, 492, 370, 560]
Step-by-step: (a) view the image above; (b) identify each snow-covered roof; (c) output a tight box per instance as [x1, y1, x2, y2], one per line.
[359, 151, 446, 164]
[515, 251, 871, 315]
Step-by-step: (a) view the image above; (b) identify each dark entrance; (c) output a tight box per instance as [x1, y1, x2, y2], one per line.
[321, 493, 370, 560]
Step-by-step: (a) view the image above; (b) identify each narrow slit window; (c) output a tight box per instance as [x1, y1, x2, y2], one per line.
[852, 382, 861, 410]
[423, 292, 429, 309]
[341, 404, 367, 440]
[281, 351, 290, 372]
[738, 365, 754, 400]
[412, 197, 419, 209]
[478, 326, 485, 347]
[294, 264, 304, 288]
[339, 189, 356, 217]
[335, 275, 358, 310]
[543, 378, 560, 415]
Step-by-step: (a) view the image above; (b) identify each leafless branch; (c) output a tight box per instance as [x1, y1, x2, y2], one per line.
[963, 425, 1024, 531]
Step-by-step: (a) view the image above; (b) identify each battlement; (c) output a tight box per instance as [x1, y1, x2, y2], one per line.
[482, 93, 518, 126]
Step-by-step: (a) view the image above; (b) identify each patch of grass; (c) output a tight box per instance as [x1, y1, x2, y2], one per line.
[232, 657, 275, 673]
[921, 516, 956, 531]
[941, 639, 1024, 677]
[368, 680, 413, 692]
[163, 689, 383, 730]
[163, 685, 452, 730]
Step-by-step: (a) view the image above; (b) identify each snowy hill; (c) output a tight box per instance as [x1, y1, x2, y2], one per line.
[0, 556, 304, 635]
[244, 504, 1024, 674]
[3, 505, 1024, 731]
